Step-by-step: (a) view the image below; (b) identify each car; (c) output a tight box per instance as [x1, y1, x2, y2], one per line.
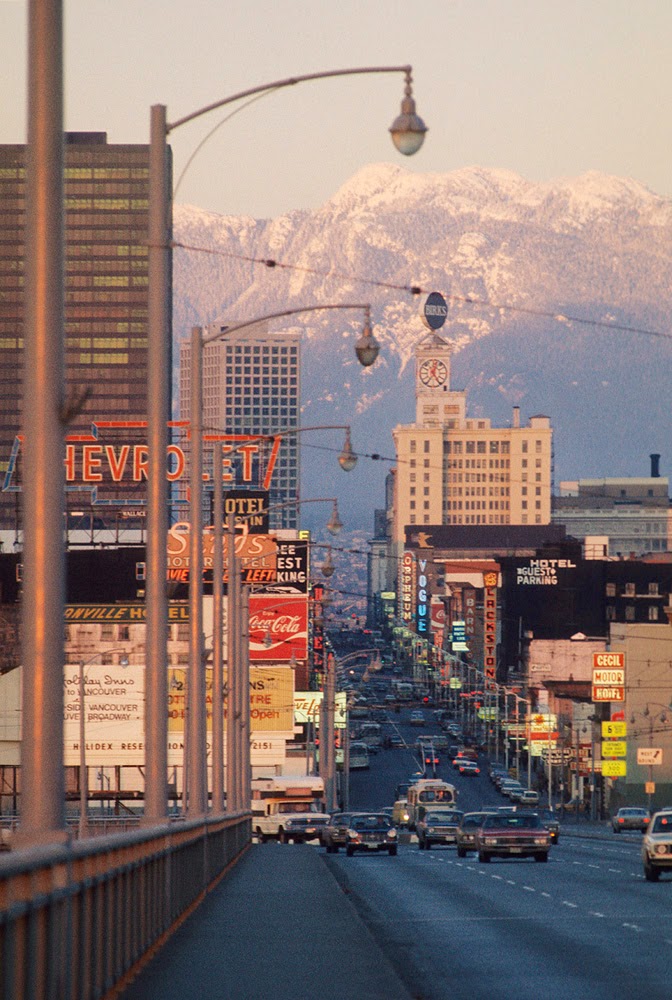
[279, 813, 331, 844]
[519, 790, 540, 807]
[457, 760, 480, 777]
[500, 781, 524, 799]
[612, 807, 651, 833]
[642, 810, 672, 881]
[345, 813, 398, 856]
[388, 734, 405, 748]
[417, 808, 464, 850]
[392, 798, 411, 827]
[537, 807, 560, 843]
[476, 812, 551, 863]
[456, 811, 494, 857]
[321, 812, 356, 853]
[409, 711, 426, 727]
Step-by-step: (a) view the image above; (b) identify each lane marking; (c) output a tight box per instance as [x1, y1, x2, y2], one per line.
[562, 901, 578, 908]
[523, 886, 535, 892]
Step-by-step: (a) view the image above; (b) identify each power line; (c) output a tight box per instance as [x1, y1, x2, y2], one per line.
[171, 239, 670, 343]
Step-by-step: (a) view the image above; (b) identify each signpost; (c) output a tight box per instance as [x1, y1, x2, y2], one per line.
[592, 652, 625, 702]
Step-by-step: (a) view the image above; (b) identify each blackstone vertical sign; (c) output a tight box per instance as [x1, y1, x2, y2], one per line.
[483, 571, 498, 679]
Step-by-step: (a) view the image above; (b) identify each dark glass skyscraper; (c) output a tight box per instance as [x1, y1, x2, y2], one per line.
[0, 132, 170, 539]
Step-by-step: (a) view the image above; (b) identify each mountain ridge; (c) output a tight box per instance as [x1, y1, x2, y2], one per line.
[173, 163, 672, 530]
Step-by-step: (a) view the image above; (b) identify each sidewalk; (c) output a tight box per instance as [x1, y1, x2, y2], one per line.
[119, 843, 412, 1000]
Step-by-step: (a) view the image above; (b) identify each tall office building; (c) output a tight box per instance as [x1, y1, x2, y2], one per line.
[0, 133, 165, 538]
[391, 332, 553, 545]
[179, 321, 301, 529]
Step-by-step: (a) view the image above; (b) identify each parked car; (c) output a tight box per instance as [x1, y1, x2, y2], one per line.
[456, 811, 494, 857]
[642, 810, 672, 881]
[612, 807, 651, 833]
[537, 807, 560, 843]
[417, 809, 464, 850]
[345, 813, 398, 856]
[476, 811, 551, 863]
[519, 790, 540, 807]
[321, 813, 355, 853]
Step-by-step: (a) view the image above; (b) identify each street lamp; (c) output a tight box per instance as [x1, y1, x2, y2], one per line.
[145, 67, 427, 823]
[78, 650, 129, 838]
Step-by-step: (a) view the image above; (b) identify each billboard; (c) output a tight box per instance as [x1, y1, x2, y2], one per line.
[248, 595, 308, 661]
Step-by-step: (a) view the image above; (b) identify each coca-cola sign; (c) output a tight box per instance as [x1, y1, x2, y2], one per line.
[248, 595, 308, 661]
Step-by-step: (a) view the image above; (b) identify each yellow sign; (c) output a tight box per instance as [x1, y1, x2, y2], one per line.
[167, 666, 294, 734]
[601, 740, 627, 758]
[601, 759, 627, 777]
[602, 720, 627, 739]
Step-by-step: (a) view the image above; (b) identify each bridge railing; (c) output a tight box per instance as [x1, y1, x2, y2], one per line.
[0, 811, 251, 1000]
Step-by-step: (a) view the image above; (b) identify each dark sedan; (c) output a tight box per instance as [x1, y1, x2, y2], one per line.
[345, 813, 398, 856]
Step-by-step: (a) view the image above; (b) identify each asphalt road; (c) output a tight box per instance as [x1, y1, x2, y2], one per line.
[334, 708, 672, 1000]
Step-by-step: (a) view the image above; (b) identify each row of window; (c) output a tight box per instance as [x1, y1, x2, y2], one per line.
[606, 582, 662, 597]
[606, 605, 661, 622]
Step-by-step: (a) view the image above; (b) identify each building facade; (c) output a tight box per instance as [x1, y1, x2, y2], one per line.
[391, 332, 553, 546]
[553, 469, 672, 557]
[0, 133, 164, 538]
[179, 321, 300, 529]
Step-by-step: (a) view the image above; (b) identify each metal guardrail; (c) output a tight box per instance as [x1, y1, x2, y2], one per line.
[0, 811, 251, 1000]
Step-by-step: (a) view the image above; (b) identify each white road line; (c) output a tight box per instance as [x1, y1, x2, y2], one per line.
[541, 892, 552, 898]
[523, 886, 535, 892]
[622, 923, 643, 932]
[506, 879, 516, 885]
[589, 912, 605, 917]
[562, 901, 578, 908]
[608, 868, 622, 873]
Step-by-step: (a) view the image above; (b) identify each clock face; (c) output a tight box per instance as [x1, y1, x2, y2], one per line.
[419, 358, 448, 387]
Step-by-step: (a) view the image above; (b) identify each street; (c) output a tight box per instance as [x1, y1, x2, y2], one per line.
[323, 708, 672, 1000]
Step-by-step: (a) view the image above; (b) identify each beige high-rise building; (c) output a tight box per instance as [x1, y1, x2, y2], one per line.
[391, 332, 553, 545]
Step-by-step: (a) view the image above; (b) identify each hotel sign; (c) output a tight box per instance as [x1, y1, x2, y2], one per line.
[166, 523, 277, 584]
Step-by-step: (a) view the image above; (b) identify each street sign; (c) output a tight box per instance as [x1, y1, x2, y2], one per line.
[601, 759, 627, 777]
[637, 747, 663, 766]
[592, 684, 625, 702]
[601, 740, 627, 758]
[602, 720, 627, 739]
[592, 652, 625, 670]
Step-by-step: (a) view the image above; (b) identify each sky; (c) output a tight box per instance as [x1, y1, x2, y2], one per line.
[1, 0, 671, 220]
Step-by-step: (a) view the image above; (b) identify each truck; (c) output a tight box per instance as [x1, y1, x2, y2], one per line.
[251, 776, 329, 844]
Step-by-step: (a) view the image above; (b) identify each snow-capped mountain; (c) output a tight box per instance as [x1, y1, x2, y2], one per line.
[173, 163, 672, 532]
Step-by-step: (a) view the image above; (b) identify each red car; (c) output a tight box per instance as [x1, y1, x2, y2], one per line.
[476, 812, 551, 863]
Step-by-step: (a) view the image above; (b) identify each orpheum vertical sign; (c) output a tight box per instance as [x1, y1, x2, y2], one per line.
[400, 551, 415, 625]
[483, 571, 498, 681]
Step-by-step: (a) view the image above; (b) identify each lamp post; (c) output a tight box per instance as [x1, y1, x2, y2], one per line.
[78, 650, 129, 838]
[145, 68, 426, 823]
[187, 311, 373, 816]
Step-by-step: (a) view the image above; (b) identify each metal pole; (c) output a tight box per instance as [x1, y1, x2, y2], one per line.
[144, 102, 171, 825]
[226, 512, 237, 812]
[212, 443, 224, 812]
[20, 0, 67, 846]
[527, 700, 532, 791]
[79, 660, 88, 838]
[240, 583, 251, 813]
[504, 691, 509, 772]
[324, 652, 336, 812]
[188, 326, 206, 814]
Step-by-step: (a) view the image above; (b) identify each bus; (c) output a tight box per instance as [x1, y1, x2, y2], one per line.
[348, 741, 370, 770]
[358, 722, 383, 750]
[406, 779, 458, 828]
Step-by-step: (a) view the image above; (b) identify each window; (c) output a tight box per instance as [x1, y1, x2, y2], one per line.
[649, 606, 660, 621]
[624, 582, 636, 597]
[625, 606, 636, 621]
[648, 582, 660, 596]
[605, 583, 616, 597]
[606, 605, 616, 621]
[423, 440, 430, 453]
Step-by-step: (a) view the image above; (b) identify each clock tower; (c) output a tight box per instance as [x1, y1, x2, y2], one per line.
[415, 332, 459, 424]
